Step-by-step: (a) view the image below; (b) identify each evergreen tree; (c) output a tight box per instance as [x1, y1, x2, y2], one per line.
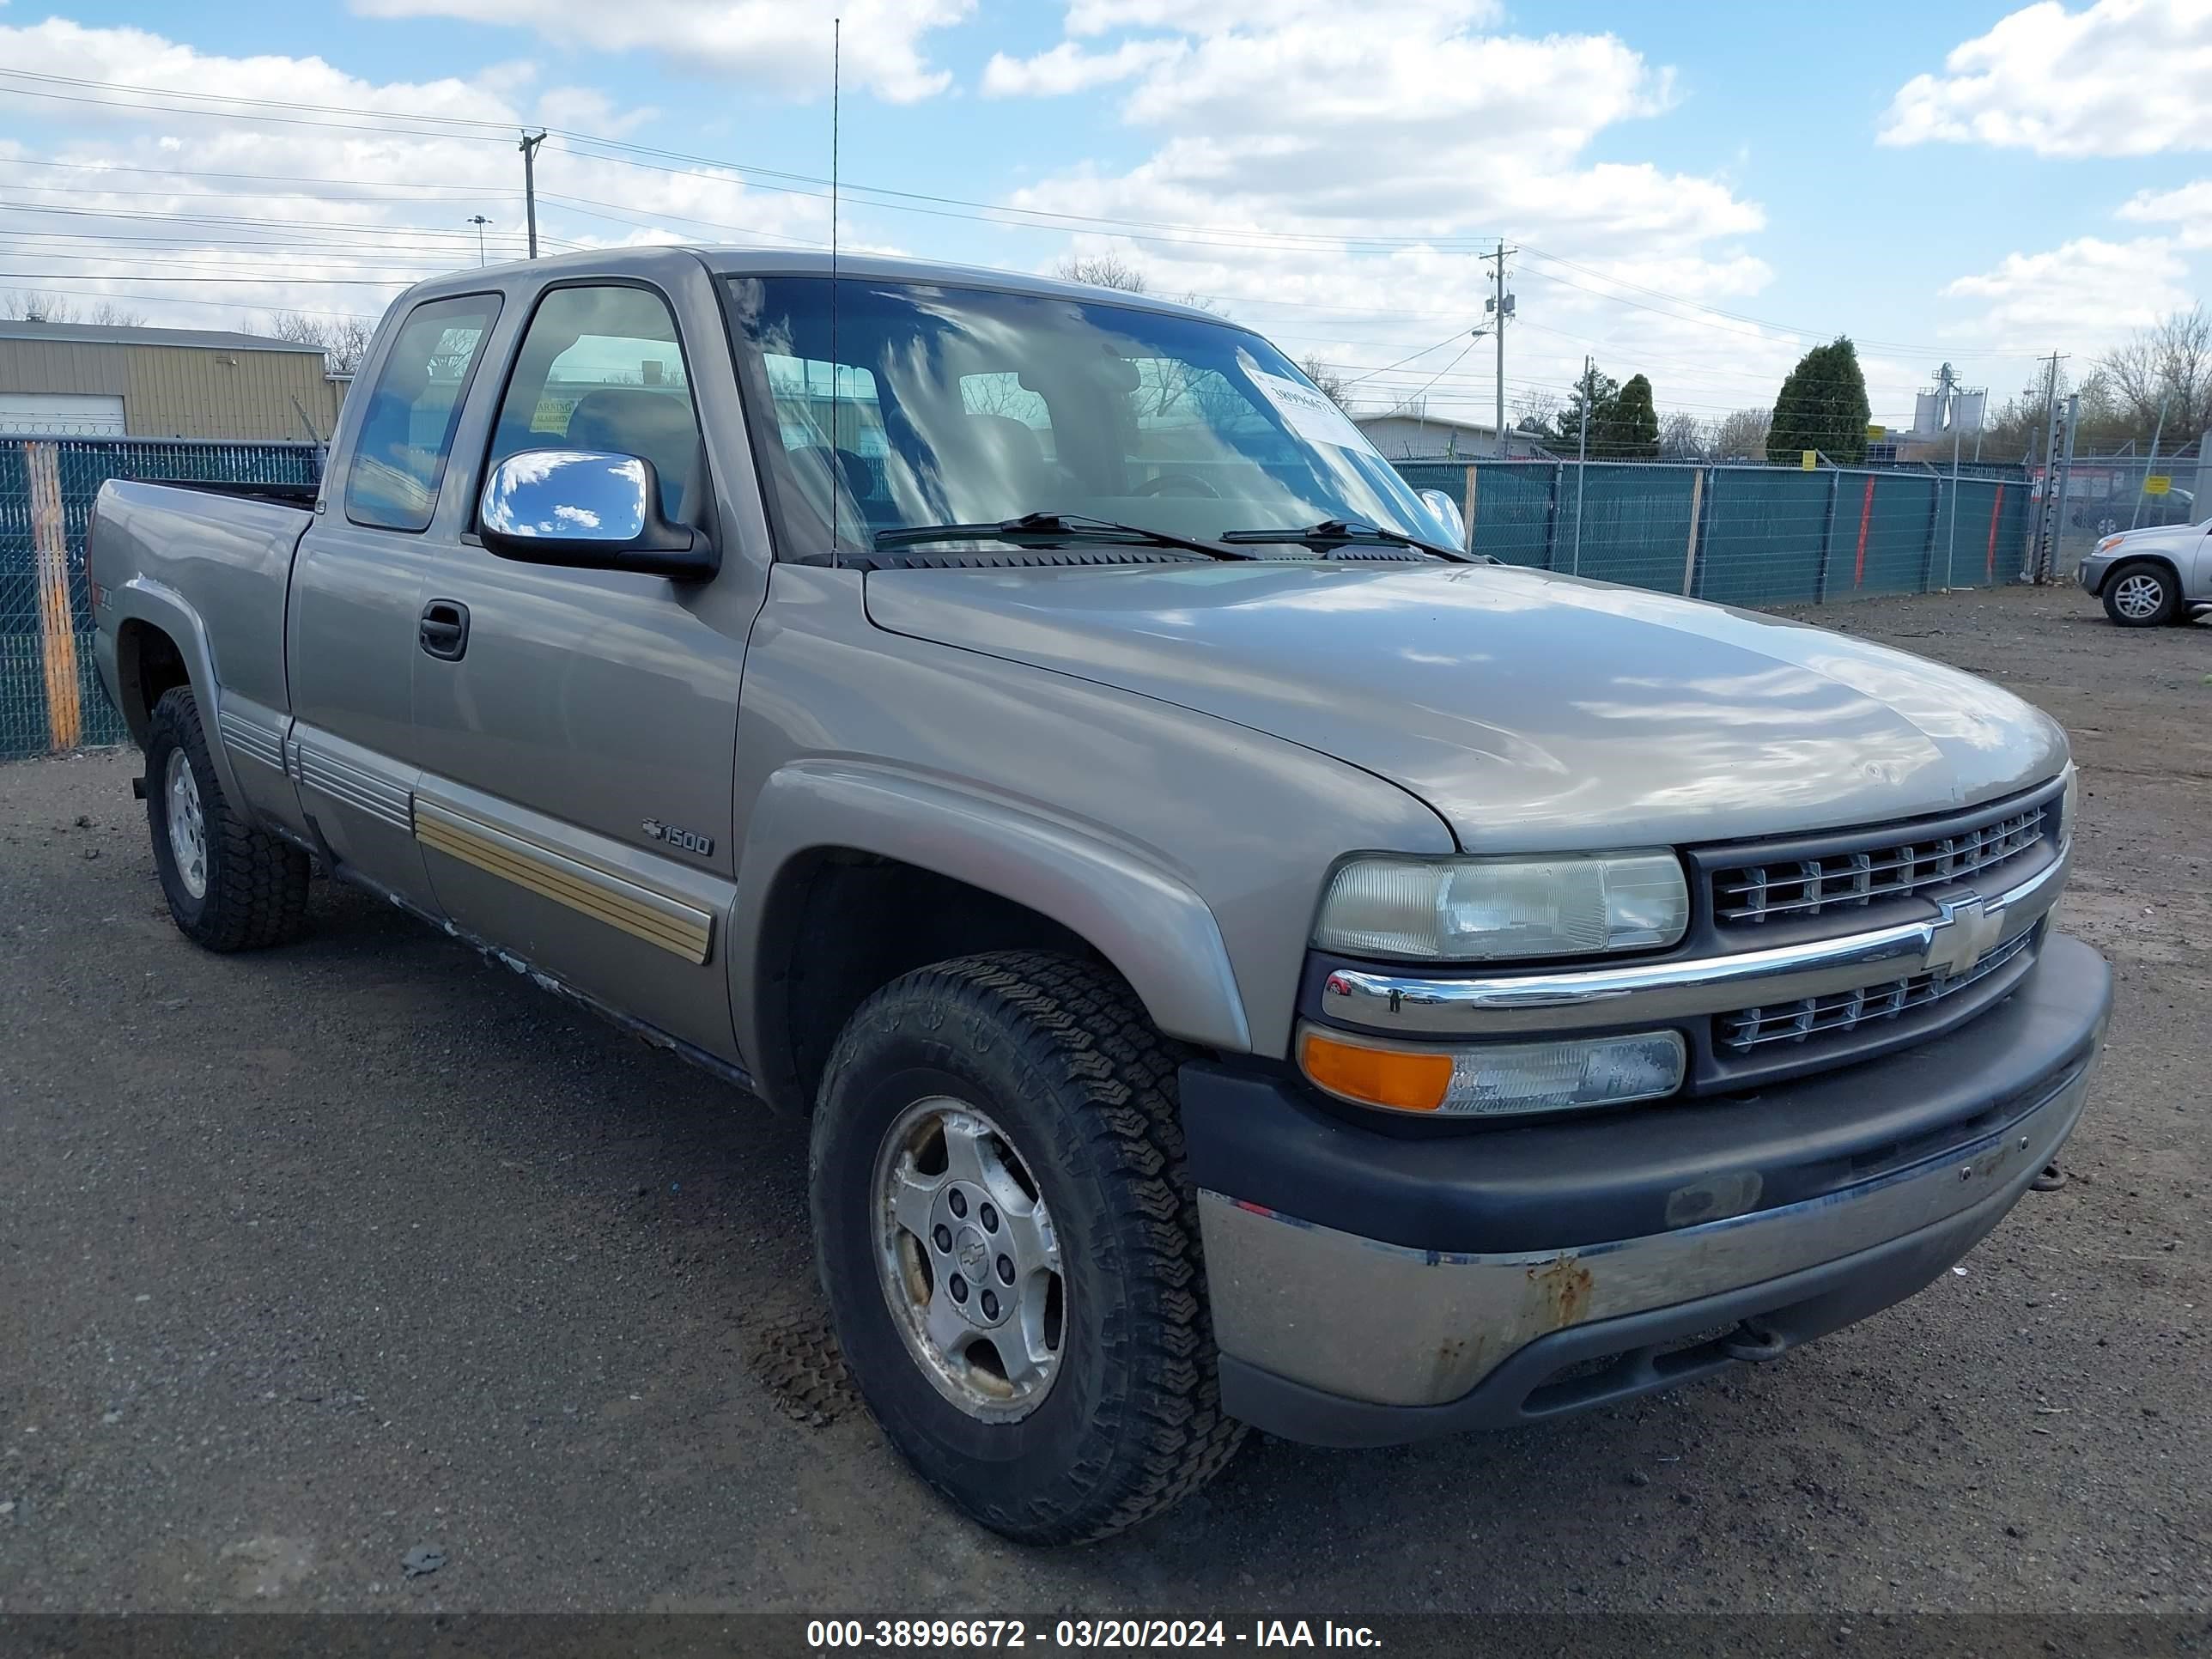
[1611, 374, 1660, 459]
[1563, 368, 1620, 453]
[1770, 337, 1871, 465]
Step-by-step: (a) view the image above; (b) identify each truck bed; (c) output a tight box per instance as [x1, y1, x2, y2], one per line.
[90, 478, 318, 738]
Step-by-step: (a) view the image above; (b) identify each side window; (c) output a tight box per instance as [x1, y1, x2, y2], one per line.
[343, 294, 501, 532]
[484, 286, 703, 522]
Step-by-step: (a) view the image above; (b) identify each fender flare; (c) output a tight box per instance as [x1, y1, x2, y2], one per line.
[107, 577, 246, 806]
[729, 759, 1254, 1076]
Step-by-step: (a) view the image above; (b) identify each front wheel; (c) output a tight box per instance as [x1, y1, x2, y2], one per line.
[2104, 561, 2179, 627]
[809, 952, 1245, 1544]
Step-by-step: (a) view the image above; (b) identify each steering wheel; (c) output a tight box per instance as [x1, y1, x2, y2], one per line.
[1133, 471, 1221, 499]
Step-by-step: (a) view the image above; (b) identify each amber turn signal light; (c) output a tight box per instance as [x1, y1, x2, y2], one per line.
[1298, 1027, 1453, 1113]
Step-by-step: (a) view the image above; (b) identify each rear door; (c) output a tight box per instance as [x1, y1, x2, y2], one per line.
[408, 275, 755, 1062]
[285, 291, 502, 908]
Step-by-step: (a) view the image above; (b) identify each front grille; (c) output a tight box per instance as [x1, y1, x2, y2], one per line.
[1711, 803, 2046, 927]
[1716, 929, 2033, 1053]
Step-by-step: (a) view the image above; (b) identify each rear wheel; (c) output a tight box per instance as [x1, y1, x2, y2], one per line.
[145, 686, 310, 951]
[809, 951, 1245, 1543]
[2104, 561, 2179, 627]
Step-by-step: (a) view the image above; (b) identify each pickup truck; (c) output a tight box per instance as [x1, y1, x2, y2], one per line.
[88, 246, 2110, 1545]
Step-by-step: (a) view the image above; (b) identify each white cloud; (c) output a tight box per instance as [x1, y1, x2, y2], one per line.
[0, 19, 834, 332]
[982, 39, 1185, 98]
[347, 0, 971, 103]
[1941, 236, 2191, 348]
[989, 5, 1781, 426]
[2118, 178, 2212, 246]
[1880, 0, 2212, 157]
[1066, 0, 1499, 35]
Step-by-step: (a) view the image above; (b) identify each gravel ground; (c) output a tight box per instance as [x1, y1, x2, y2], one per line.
[0, 582, 2205, 1622]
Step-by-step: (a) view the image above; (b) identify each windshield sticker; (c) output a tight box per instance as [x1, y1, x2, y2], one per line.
[1249, 368, 1368, 451]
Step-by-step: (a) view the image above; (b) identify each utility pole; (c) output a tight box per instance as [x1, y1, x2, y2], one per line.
[1485, 240, 1516, 457]
[518, 130, 547, 259]
[2130, 395, 2169, 531]
[467, 214, 491, 267]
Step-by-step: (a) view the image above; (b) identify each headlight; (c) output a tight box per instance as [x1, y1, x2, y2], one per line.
[2056, 764, 2080, 846]
[1313, 851, 1688, 961]
[1299, 1024, 1686, 1117]
[2094, 535, 2124, 556]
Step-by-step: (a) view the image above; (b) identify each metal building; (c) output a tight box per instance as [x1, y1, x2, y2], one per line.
[0, 320, 349, 442]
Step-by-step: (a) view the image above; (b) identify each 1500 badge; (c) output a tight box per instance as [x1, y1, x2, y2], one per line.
[641, 818, 715, 857]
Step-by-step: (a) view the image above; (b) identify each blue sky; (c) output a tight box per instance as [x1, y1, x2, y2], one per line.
[3, 0, 2207, 438]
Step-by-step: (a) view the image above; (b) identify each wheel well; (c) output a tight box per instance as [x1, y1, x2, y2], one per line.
[114, 619, 191, 744]
[2109, 554, 2181, 589]
[753, 850, 1108, 1114]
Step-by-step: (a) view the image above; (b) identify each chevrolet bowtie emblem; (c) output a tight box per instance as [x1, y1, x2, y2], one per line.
[1925, 892, 2005, 977]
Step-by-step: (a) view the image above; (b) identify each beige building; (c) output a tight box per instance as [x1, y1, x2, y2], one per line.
[0, 320, 349, 442]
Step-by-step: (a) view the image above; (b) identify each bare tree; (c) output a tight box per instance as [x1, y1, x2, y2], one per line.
[1710, 406, 1771, 462]
[1054, 253, 1148, 293]
[2099, 304, 2212, 440]
[1510, 387, 1561, 439]
[1657, 410, 1707, 460]
[1299, 355, 1354, 411]
[3, 289, 77, 323]
[259, 310, 372, 375]
[85, 300, 146, 327]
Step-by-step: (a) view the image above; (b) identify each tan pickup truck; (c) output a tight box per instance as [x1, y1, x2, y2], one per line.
[90, 246, 2107, 1542]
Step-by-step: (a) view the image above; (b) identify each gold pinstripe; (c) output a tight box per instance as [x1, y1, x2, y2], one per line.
[413, 805, 713, 965]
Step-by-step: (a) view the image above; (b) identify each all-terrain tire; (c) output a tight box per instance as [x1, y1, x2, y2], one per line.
[809, 951, 1247, 1544]
[145, 685, 311, 951]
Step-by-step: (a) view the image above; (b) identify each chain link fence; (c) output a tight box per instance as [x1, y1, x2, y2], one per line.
[2, 437, 321, 763]
[1395, 458, 2033, 607]
[2027, 441, 2204, 579]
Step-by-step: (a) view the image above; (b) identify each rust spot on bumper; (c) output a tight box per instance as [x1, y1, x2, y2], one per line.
[1527, 1256, 1595, 1329]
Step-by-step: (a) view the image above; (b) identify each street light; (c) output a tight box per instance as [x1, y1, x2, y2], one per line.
[467, 215, 492, 267]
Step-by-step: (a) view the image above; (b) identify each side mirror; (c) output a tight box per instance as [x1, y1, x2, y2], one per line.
[478, 449, 717, 580]
[1416, 487, 1468, 550]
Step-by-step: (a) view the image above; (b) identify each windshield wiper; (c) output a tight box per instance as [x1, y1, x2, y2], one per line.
[1218, 519, 1478, 562]
[873, 511, 1255, 561]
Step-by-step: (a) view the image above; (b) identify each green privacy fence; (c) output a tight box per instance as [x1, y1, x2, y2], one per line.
[1394, 459, 2033, 607]
[2, 437, 321, 763]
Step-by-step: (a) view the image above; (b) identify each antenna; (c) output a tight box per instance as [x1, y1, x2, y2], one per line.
[830, 15, 843, 569]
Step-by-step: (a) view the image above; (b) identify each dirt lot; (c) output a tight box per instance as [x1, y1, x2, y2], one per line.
[0, 582, 2206, 1621]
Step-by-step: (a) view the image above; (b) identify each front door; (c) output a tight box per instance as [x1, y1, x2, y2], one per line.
[286, 291, 503, 910]
[409, 281, 752, 1062]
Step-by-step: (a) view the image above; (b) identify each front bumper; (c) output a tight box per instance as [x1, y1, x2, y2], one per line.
[1184, 932, 2110, 1447]
[2078, 556, 2112, 595]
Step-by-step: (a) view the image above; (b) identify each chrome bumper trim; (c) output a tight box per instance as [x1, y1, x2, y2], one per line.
[1199, 1058, 2091, 1408]
[1320, 841, 2068, 1037]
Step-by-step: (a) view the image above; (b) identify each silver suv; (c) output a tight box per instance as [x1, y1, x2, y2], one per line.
[2076, 514, 2212, 625]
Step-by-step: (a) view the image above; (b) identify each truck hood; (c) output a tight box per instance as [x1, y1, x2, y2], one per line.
[864, 562, 2069, 851]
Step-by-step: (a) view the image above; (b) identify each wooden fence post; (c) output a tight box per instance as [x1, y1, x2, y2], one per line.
[27, 441, 82, 752]
[1680, 468, 1705, 596]
[1462, 463, 1477, 551]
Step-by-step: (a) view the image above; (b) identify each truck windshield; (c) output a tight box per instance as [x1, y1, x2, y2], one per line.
[723, 275, 1457, 564]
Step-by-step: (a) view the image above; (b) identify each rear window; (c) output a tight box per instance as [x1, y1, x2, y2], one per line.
[344, 294, 501, 533]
